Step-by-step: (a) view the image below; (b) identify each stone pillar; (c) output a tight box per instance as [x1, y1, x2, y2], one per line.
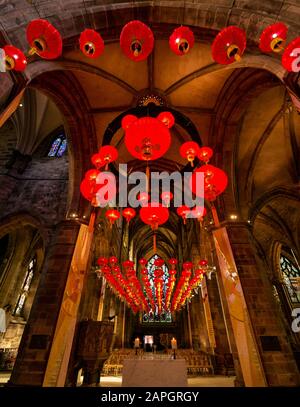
[214, 223, 300, 386]
[8, 220, 80, 386]
[226, 223, 300, 386]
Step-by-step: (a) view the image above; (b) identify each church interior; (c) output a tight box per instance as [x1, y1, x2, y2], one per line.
[0, 0, 300, 388]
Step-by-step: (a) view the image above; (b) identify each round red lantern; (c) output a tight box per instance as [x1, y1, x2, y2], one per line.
[140, 203, 169, 229]
[282, 37, 300, 72]
[211, 26, 246, 65]
[97, 257, 108, 266]
[156, 111, 175, 128]
[122, 207, 136, 223]
[3, 45, 27, 71]
[139, 258, 148, 266]
[199, 259, 208, 267]
[105, 209, 120, 226]
[91, 153, 105, 169]
[183, 261, 193, 270]
[98, 145, 118, 170]
[177, 205, 190, 224]
[120, 20, 154, 62]
[109, 256, 118, 265]
[161, 191, 173, 207]
[190, 164, 228, 201]
[85, 169, 100, 182]
[180, 141, 200, 167]
[80, 178, 100, 204]
[79, 29, 104, 58]
[154, 258, 164, 267]
[190, 206, 207, 221]
[169, 258, 178, 266]
[137, 192, 149, 207]
[122, 114, 174, 161]
[259, 23, 287, 53]
[198, 146, 213, 163]
[26, 19, 62, 59]
[169, 26, 195, 56]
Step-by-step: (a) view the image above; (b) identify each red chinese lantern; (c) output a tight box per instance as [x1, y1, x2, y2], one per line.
[282, 37, 300, 72]
[98, 145, 118, 170]
[122, 114, 174, 161]
[259, 23, 287, 53]
[109, 256, 118, 265]
[139, 258, 148, 266]
[120, 20, 154, 61]
[122, 207, 136, 223]
[97, 257, 108, 266]
[79, 29, 104, 58]
[3, 45, 27, 71]
[198, 146, 213, 163]
[180, 141, 200, 167]
[177, 205, 190, 224]
[156, 111, 175, 128]
[140, 203, 169, 229]
[169, 258, 178, 267]
[154, 258, 165, 267]
[199, 259, 208, 267]
[85, 169, 100, 182]
[190, 206, 207, 222]
[161, 191, 173, 207]
[169, 26, 195, 56]
[212, 26, 246, 65]
[137, 192, 149, 207]
[26, 19, 62, 59]
[80, 178, 101, 205]
[190, 164, 228, 201]
[105, 209, 120, 226]
[140, 203, 169, 252]
[91, 153, 105, 169]
[183, 261, 193, 270]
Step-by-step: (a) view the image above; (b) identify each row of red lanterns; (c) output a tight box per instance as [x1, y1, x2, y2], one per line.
[2, 20, 299, 73]
[97, 256, 208, 315]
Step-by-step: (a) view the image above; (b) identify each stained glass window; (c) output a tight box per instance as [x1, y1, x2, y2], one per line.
[142, 254, 172, 323]
[48, 136, 67, 157]
[280, 255, 300, 304]
[14, 257, 36, 317]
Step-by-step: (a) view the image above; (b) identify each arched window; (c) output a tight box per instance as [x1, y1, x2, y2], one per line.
[48, 135, 67, 157]
[14, 257, 36, 317]
[280, 253, 300, 304]
[142, 254, 172, 323]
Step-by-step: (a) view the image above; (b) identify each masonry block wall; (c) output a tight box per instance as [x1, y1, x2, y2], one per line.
[227, 224, 300, 386]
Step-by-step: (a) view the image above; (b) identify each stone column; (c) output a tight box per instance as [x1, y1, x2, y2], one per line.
[8, 220, 80, 386]
[227, 223, 300, 386]
[214, 223, 300, 386]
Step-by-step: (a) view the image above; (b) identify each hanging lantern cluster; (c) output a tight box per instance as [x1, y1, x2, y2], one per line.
[2, 18, 300, 73]
[97, 257, 147, 313]
[97, 254, 209, 317]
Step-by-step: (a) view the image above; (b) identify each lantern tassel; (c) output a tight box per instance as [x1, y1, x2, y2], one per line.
[153, 232, 157, 253]
[146, 163, 150, 193]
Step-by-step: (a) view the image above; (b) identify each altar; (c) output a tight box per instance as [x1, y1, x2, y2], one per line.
[122, 357, 187, 387]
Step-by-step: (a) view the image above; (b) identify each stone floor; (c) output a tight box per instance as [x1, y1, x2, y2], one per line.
[0, 372, 235, 387]
[100, 375, 235, 387]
